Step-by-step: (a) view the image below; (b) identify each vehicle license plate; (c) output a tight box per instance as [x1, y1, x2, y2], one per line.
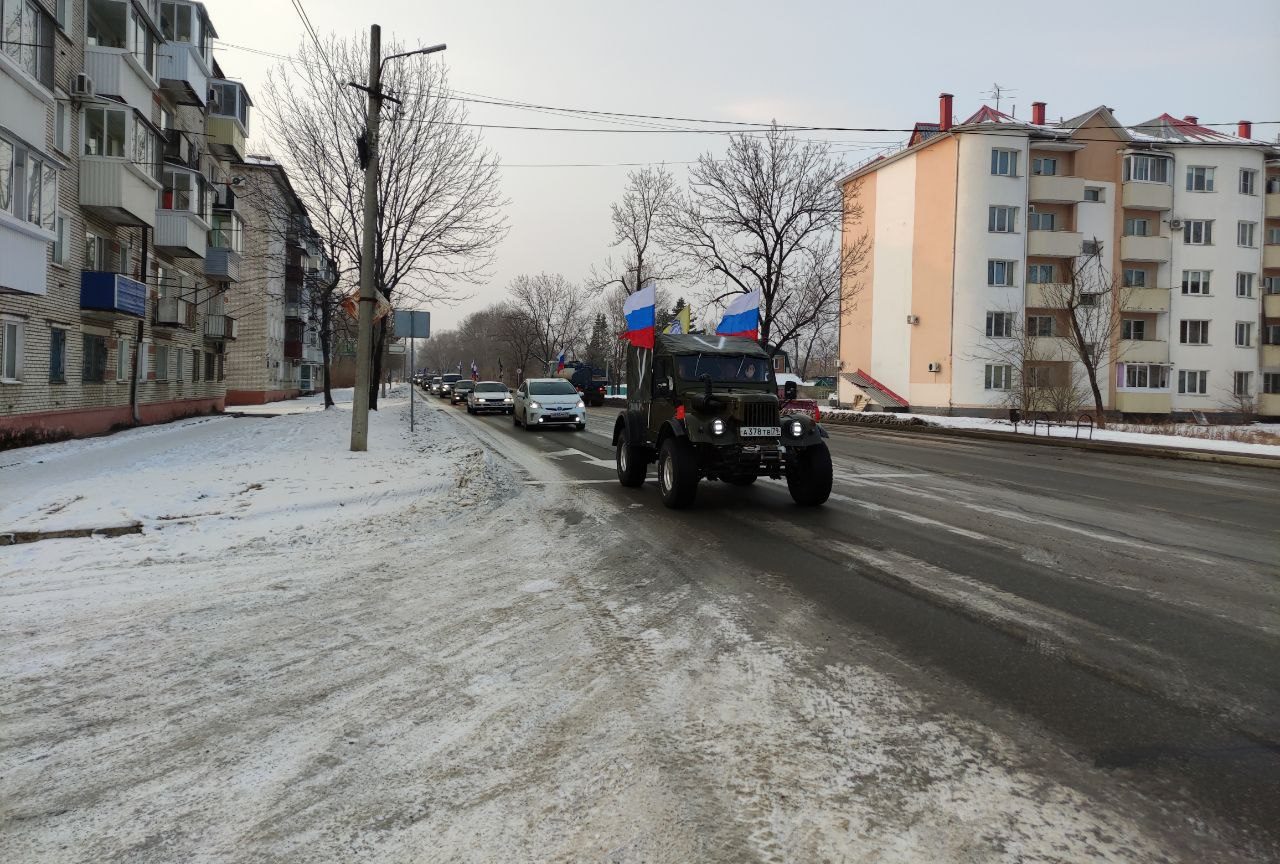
[741, 426, 781, 437]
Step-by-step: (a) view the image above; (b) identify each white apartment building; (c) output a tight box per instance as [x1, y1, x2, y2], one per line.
[837, 95, 1280, 418]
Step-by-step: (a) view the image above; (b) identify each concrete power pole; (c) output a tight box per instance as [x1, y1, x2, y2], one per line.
[349, 24, 382, 452]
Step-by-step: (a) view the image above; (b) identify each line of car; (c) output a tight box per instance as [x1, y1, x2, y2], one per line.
[414, 373, 588, 430]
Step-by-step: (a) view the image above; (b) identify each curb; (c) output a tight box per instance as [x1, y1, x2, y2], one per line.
[822, 418, 1280, 469]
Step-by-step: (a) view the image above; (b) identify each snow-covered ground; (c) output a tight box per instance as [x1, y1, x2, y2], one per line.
[0, 391, 1250, 862]
[825, 409, 1280, 457]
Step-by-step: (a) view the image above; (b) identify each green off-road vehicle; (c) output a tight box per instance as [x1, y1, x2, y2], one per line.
[612, 334, 833, 508]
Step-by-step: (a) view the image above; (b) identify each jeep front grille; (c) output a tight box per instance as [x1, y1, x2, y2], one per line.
[742, 401, 779, 429]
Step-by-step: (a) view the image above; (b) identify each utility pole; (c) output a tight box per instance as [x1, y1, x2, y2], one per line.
[348, 29, 446, 451]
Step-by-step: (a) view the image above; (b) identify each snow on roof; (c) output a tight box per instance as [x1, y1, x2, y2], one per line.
[1129, 113, 1256, 145]
[959, 105, 1019, 126]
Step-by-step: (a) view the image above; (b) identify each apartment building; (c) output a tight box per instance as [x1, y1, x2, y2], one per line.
[0, 0, 251, 444]
[222, 155, 327, 404]
[837, 94, 1280, 418]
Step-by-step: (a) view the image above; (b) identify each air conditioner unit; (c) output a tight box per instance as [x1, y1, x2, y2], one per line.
[1168, 218, 1183, 230]
[71, 72, 94, 99]
[906, 314, 920, 325]
[927, 362, 942, 373]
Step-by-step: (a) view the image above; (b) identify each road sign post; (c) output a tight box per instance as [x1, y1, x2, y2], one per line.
[394, 310, 431, 433]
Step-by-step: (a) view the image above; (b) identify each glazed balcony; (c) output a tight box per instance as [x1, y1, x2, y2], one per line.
[1120, 234, 1171, 263]
[283, 339, 303, 360]
[1027, 230, 1083, 258]
[154, 209, 208, 258]
[83, 44, 158, 116]
[157, 40, 210, 107]
[154, 296, 193, 328]
[1264, 344, 1280, 368]
[1266, 192, 1280, 220]
[1121, 181, 1173, 211]
[204, 314, 237, 340]
[1265, 244, 1280, 270]
[204, 244, 242, 282]
[80, 271, 146, 317]
[1028, 174, 1085, 203]
[80, 158, 161, 227]
[207, 79, 251, 162]
[1263, 293, 1280, 318]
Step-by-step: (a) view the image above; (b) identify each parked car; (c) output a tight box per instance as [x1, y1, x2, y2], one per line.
[450, 379, 476, 404]
[513, 378, 586, 430]
[438, 373, 463, 398]
[467, 381, 515, 414]
[428, 375, 443, 394]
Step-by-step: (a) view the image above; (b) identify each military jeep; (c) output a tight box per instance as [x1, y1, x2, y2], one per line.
[611, 334, 833, 508]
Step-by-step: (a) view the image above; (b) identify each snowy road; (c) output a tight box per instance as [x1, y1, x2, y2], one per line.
[1, 389, 1276, 862]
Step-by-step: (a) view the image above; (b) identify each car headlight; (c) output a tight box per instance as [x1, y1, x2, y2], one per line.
[576, 400, 585, 409]
[504, 396, 513, 403]
[788, 419, 804, 437]
[529, 401, 541, 410]
[710, 418, 726, 435]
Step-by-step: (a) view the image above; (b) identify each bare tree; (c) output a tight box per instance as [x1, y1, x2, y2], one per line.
[263, 31, 507, 409]
[1039, 244, 1129, 427]
[663, 125, 868, 354]
[593, 165, 682, 296]
[504, 273, 593, 374]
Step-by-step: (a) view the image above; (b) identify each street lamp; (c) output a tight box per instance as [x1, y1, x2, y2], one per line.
[349, 29, 447, 451]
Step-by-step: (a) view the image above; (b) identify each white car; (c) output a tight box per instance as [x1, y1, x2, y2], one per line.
[513, 378, 586, 431]
[467, 381, 514, 414]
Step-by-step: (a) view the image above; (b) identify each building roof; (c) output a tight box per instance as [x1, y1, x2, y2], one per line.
[1128, 113, 1257, 145]
[907, 122, 942, 147]
[959, 105, 1019, 126]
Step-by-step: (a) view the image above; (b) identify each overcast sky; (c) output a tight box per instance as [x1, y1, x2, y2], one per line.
[211, 0, 1280, 331]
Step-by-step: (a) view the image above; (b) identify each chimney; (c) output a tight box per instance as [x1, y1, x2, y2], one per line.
[1031, 101, 1046, 125]
[1238, 120, 1252, 139]
[939, 93, 953, 132]
[1183, 115, 1199, 125]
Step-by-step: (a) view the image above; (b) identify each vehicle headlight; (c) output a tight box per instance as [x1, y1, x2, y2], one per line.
[529, 401, 541, 410]
[504, 396, 513, 403]
[576, 400, 585, 409]
[788, 419, 804, 437]
[710, 418, 726, 435]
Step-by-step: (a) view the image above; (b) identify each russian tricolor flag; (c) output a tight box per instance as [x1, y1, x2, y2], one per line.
[622, 281, 656, 349]
[715, 289, 762, 339]
[556, 350, 566, 371]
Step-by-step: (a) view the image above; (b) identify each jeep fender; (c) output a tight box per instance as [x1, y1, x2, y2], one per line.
[654, 418, 688, 450]
[781, 413, 827, 446]
[613, 411, 649, 447]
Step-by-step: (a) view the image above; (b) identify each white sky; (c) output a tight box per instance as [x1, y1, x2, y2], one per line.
[212, 0, 1280, 330]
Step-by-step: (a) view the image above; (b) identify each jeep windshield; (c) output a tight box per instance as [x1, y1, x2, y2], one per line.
[676, 354, 770, 383]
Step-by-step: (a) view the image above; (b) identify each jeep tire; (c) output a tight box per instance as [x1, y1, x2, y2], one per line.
[785, 441, 833, 506]
[616, 433, 647, 488]
[657, 437, 698, 508]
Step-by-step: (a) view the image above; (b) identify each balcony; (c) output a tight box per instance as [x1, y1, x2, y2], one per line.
[154, 296, 192, 328]
[1029, 174, 1085, 203]
[204, 314, 237, 340]
[80, 158, 161, 227]
[1121, 181, 1173, 211]
[1260, 394, 1280, 417]
[154, 209, 208, 258]
[1028, 336, 1074, 362]
[1264, 344, 1280, 368]
[1265, 245, 1280, 270]
[1025, 283, 1068, 308]
[83, 45, 158, 116]
[80, 272, 146, 317]
[204, 244, 242, 282]
[1027, 230, 1083, 258]
[157, 41, 210, 107]
[1266, 192, 1280, 220]
[1120, 234, 1172, 263]
[283, 339, 303, 361]
[1121, 287, 1171, 313]
[285, 263, 304, 286]
[1115, 391, 1171, 414]
[1119, 339, 1168, 363]
[1264, 294, 1280, 318]
[284, 287, 303, 320]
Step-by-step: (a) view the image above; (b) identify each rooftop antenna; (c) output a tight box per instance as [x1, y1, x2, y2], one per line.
[983, 83, 1017, 114]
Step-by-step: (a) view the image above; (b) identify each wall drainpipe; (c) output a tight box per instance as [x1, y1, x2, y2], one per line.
[129, 226, 148, 425]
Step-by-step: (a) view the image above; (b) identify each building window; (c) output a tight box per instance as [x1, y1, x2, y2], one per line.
[48, 327, 66, 383]
[1181, 270, 1210, 295]
[988, 205, 1017, 233]
[191, 348, 200, 382]
[82, 106, 127, 157]
[1265, 276, 1280, 295]
[1123, 217, 1150, 237]
[1235, 322, 1253, 347]
[82, 334, 107, 383]
[1, 0, 54, 87]
[1269, 226, 1280, 245]
[1123, 268, 1148, 288]
[1186, 165, 1215, 192]
[1121, 319, 1146, 341]
[1082, 239, 1102, 255]
[1083, 187, 1103, 202]
[984, 364, 1012, 390]
[1028, 210, 1055, 231]
[204, 351, 214, 381]
[985, 311, 1013, 338]
[0, 133, 57, 232]
[1179, 320, 1209, 345]
[1178, 370, 1208, 395]
[1078, 293, 1099, 306]
[987, 259, 1015, 287]
[1266, 324, 1280, 346]
[55, 0, 69, 29]
[51, 212, 70, 265]
[1123, 364, 1169, 390]
[1028, 315, 1055, 337]
[1237, 221, 1257, 248]
[0, 318, 23, 382]
[1233, 371, 1252, 397]
[1032, 157, 1057, 176]
[1264, 373, 1280, 395]
[1027, 264, 1054, 283]
[115, 337, 130, 382]
[990, 148, 1018, 177]
[1240, 169, 1257, 195]
[1123, 155, 1170, 183]
[175, 348, 183, 382]
[1183, 220, 1212, 245]
[154, 344, 169, 381]
[1237, 273, 1255, 298]
[217, 354, 224, 381]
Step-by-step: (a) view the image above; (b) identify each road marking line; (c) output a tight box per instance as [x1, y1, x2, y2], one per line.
[831, 494, 1014, 548]
[524, 479, 623, 485]
[541, 447, 616, 470]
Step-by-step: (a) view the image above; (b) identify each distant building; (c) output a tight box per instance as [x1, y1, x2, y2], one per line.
[837, 94, 1280, 418]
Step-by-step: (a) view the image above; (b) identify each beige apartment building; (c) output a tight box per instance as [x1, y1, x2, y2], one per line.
[837, 94, 1280, 418]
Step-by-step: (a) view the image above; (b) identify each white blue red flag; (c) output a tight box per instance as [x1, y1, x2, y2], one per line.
[556, 350, 566, 371]
[715, 289, 762, 340]
[470, 360, 479, 380]
[621, 280, 656, 349]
